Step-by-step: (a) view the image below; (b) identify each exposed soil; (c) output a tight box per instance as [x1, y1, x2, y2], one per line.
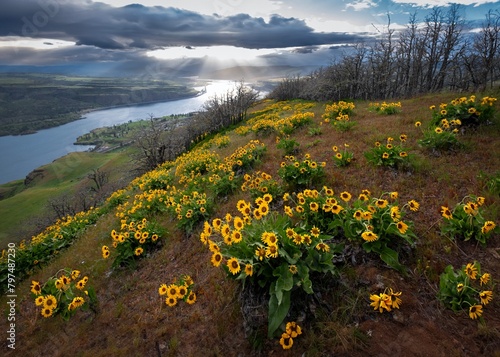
[2, 94, 500, 357]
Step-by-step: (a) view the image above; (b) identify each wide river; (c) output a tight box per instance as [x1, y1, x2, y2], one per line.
[0, 80, 241, 184]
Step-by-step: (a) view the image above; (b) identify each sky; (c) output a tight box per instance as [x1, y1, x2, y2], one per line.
[0, 0, 498, 79]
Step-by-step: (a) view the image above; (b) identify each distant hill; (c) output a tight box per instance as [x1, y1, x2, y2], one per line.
[200, 65, 315, 80]
[0, 63, 318, 81]
[0, 63, 195, 79]
[0, 73, 197, 136]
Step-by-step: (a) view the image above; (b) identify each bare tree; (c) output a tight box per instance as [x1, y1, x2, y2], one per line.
[267, 75, 303, 101]
[133, 114, 169, 171]
[202, 80, 259, 130]
[435, 4, 465, 90]
[88, 168, 108, 192]
[49, 193, 78, 219]
[132, 82, 258, 173]
[395, 12, 427, 96]
[267, 5, 497, 102]
[474, 10, 500, 90]
[369, 13, 396, 98]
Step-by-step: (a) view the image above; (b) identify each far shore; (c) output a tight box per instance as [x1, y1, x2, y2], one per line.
[10, 89, 201, 138]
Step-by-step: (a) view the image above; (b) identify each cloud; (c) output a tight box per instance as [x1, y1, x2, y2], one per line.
[390, 0, 499, 6]
[0, 0, 362, 50]
[0, 44, 144, 65]
[346, 0, 379, 11]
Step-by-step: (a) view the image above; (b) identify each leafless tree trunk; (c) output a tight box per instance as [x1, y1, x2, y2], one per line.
[267, 5, 496, 100]
[133, 82, 258, 172]
[88, 168, 108, 192]
[134, 114, 169, 171]
[202, 80, 259, 129]
[435, 4, 464, 90]
[474, 10, 500, 90]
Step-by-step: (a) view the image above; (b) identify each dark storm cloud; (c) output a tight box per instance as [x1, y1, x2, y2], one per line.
[0, 44, 144, 64]
[0, 0, 362, 50]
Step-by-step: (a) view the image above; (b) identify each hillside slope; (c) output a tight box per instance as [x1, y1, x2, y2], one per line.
[2, 92, 500, 356]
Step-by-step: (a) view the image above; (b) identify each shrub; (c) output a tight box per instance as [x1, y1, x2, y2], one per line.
[30, 268, 97, 320]
[281, 112, 314, 134]
[115, 188, 170, 219]
[429, 95, 497, 127]
[364, 135, 412, 170]
[200, 196, 341, 338]
[0, 207, 103, 293]
[226, 140, 267, 173]
[234, 125, 251, 136]
[174, 148, 220, 179]
[322, 101, 356, 132]
[102, 217, 166, 268]
[308, 126, 322, 136]
[210, 134, 230, 148]
[322, 101, 355, 120]
[167, 189, 213, 234]
[438, 261, 494, 320]
[368, 101, 402, 115]
[134, 170, 174, 191]
[245, 101, 314, 136]
[277, 154, 326, 190]
[106, 189, 130, 208]
[417, 119, 463, 152]
[332, 113, 357, 132]
[277, 135, 300, 155]
[286, 188, 418, 272]
[439, 195, 498, 244]
[332, 143, 354, 167]
[158, 274, 197, 307]
[240, 171, 284, 203]
[209, 167, 242, 198]
[477, 170, 500, 196]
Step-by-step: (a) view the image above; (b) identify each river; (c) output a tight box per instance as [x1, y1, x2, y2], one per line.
[0, 80, 241, 184]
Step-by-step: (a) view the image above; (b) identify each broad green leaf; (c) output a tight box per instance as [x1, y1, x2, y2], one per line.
[274, 264, 294, 292]
[302, 275, 313, 294]
[268, 289, 291, 338]
[379, 246, 404, 272]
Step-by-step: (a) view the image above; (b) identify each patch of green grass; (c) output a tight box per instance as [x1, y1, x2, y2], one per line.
[0, 150, 131, 247]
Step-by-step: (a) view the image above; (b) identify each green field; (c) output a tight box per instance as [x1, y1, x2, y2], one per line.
[0, 149, 133, 246]
[0, 111, 192, 247]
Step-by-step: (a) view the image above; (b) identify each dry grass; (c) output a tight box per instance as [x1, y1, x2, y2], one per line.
[3, 89, 500, 356]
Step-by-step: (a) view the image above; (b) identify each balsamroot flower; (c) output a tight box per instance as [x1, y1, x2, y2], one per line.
[279, 333, 293, 350]
[370, 288, 402, 313]
[361, 231, 378, 242]
[479, 291, 493, 305]
[469, 305, 483, 319]
[227, 257, 241, 275]
[464, 262, 478, 280]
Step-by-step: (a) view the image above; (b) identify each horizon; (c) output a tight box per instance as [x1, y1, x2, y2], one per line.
[0, 0, 499, 79]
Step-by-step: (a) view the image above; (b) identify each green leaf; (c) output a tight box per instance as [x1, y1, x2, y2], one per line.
[268, 289, 291, 338]
[302, 275, 313, 294]
[379, 246, 404, 272]
[274, 264, 294, 293]
[278, 247, 299, 265]
[275, 288, 283, 305]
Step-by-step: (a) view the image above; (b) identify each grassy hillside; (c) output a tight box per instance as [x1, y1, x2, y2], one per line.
[0, 113, 194, 247]
[0, 149, 134, 246]
[1, 91, 499, 356]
